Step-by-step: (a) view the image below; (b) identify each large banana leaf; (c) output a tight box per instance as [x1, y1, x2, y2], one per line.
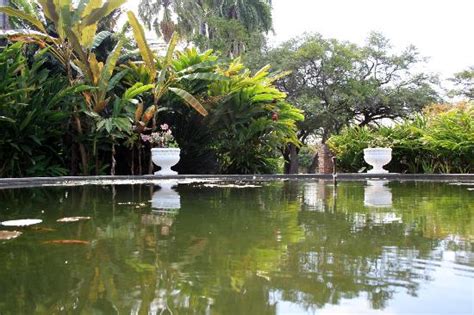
[127, 11, 156, 81]
[157, 32, 179, 85]
[83, 0, 126, 26]
[37, 0, 59, 25]
[91, 31, 112, 50]
[123, 83, 154, 101]
[0, 7, 47, 33]
[169, 87, 208, 116]
[178, 73, 229, 81]
[99, 39, 124, 91]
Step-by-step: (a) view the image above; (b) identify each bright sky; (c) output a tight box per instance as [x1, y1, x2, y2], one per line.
[268, 0, 473, 81]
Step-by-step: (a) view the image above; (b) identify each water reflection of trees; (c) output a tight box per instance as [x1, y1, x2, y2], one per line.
[0, 181, 472, 314]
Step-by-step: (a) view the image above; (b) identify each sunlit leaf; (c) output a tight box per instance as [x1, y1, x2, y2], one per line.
[0, 7, 47, 33]
[127, 11, 156, 80]
[83, 0, 126, 26]
[169, 87, 208, 116]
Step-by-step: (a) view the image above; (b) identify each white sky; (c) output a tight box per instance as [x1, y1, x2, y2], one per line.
[125, 0, 473, 81]
[268, 0, 473, 81]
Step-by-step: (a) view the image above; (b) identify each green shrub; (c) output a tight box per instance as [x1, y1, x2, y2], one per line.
[327, 104, 474, 173]
[0, 43, 75, 177]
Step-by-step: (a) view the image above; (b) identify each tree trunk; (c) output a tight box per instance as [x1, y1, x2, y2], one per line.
[284, 143, 299, 174]
[73, 115, 89, 175]
[111, 142, 116, 176]
[131, 145, 135, 175]
[138, 144, 142, 175]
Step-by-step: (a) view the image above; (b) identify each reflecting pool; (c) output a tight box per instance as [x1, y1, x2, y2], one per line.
[0, 180, 473, 314]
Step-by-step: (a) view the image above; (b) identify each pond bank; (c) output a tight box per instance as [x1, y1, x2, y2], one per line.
[1, 173, 473, 189]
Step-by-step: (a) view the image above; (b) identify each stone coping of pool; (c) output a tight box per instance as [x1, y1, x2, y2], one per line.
[0, 173, 473, 189]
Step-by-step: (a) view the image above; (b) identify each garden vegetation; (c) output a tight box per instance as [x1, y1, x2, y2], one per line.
[0, 0, 472, 176]
[0, 0, 301, 176]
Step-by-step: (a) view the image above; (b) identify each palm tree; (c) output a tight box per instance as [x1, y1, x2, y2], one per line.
[138, 0, 272, 56]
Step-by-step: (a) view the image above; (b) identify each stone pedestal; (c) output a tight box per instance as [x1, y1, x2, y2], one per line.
[318, 144, 334, 174]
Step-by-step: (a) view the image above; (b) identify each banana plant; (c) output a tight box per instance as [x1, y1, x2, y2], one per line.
[0, 0, 126, 112]
[1, 0, 127, 175]
[127, 11, 230, 126]
[89, 82, 154, 175]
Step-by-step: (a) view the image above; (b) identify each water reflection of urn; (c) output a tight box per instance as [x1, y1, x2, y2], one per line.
[303, 181, 327, 212]
[364, 180, 392, 207]
[151, 181, 181, 210]
[142, 181, 181, 231]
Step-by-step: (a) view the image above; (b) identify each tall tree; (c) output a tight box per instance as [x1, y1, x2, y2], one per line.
[138, 0, 272, 56]
[450, 66, 474, 101]
[258, 32, 439, 173]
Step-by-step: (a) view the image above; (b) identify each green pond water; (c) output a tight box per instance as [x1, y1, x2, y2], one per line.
[0, 180, 473, 314]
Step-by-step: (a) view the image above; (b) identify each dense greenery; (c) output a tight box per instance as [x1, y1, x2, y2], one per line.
[255, 33, 439, 142]
[450, 66, 474, 100]
[0, 43, 77, 176]
[138, 0, 272, 57]
[0, 0, 301, 177]
[0, 0, 471, 176]
[327, 103, 474, 173]
[249, 32, 440, 172]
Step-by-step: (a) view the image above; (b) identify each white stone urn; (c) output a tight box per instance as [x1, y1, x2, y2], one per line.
[363, 147, 392, 174]
[151, 148, 180, 176]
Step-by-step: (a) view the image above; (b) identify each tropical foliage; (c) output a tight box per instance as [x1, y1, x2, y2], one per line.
[327, 103, 474, 173]
[207, 61, 303, 173]
[155, 52, 304, 174]
[0, 43, 74, 177]
[138, 0, 272, 56]
[1, 0, 467, 176]
[0, 0, 302, 176]
[450, 66, 474, 100]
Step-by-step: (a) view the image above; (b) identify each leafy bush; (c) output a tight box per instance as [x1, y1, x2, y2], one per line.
[0, 43, 77, 177]
[327, 103, 474, 173]
[207, 61, 304, 174]
[158, 53, 304, 174]
[0, 4, 303, 176]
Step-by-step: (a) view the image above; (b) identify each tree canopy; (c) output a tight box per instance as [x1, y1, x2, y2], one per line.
[450, 66, 474, 101]
[258, 32, 440, 143]
[138, 0, 272, 56]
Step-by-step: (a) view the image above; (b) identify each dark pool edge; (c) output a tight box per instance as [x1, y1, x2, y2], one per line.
[0, 173, 473, 189]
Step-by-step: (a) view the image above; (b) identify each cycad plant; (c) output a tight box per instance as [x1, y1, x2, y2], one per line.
[208, 60, 304, 173]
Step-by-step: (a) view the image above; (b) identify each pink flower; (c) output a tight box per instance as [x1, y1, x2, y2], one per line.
[160, 123, 169, 131]
[141, 134, 152, 142]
